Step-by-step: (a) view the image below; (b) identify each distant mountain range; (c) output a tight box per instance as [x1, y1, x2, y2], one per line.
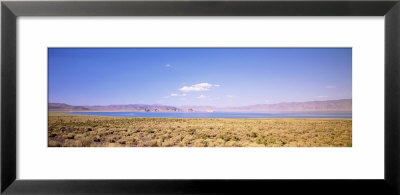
[49, 99, 351, 112]
[48, 103, 90, 111]
[48, 103, 179, 112]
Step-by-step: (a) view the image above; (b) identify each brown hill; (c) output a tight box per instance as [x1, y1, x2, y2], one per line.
[181, 99, 352, 112]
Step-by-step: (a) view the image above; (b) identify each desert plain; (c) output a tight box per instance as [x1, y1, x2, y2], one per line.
[48, 113, 352, 147]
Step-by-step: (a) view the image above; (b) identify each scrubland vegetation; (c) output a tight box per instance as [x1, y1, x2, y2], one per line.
[48, 113, 352, 147]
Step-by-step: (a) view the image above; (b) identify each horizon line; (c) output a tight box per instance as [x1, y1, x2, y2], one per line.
[49, 98, 352, 108]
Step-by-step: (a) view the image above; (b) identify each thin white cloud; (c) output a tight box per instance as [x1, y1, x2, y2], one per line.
[197, 95, 207, 99]
[166, 64, 171, 67]
[226, 95, 234, 98]
[179, 83, 219, 92]
[170, 93, 186, 97]
[164, 93, 186, 98]
[325, 85, 336, 89]
[214, 84, 220, 87]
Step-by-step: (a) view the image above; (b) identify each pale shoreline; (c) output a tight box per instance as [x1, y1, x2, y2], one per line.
[49, 112, 352, 120]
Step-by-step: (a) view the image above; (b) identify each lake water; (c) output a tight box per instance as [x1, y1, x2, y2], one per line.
[70, 111, 352, 118]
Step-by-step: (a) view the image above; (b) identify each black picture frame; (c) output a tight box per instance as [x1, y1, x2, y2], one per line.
[1, 0, 399, 194]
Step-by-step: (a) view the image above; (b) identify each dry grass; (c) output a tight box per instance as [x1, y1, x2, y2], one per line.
[48, 114, 352, 147]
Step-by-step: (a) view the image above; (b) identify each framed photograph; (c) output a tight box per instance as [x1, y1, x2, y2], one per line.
[2, 0, 399, 194]
[48, 47, 352, 148]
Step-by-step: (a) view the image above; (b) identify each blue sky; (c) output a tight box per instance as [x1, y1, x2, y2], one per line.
[49, 48, 352, 107]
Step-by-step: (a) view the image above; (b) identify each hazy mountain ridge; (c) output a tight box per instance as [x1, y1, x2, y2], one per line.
[49, 99, 351, 112]
[181, 99, 351, 112]
[49, 103, 179, 112]
[48, 103, 90, 111]
[86, 104, 179, 112]
[224, 99, 352, 112]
